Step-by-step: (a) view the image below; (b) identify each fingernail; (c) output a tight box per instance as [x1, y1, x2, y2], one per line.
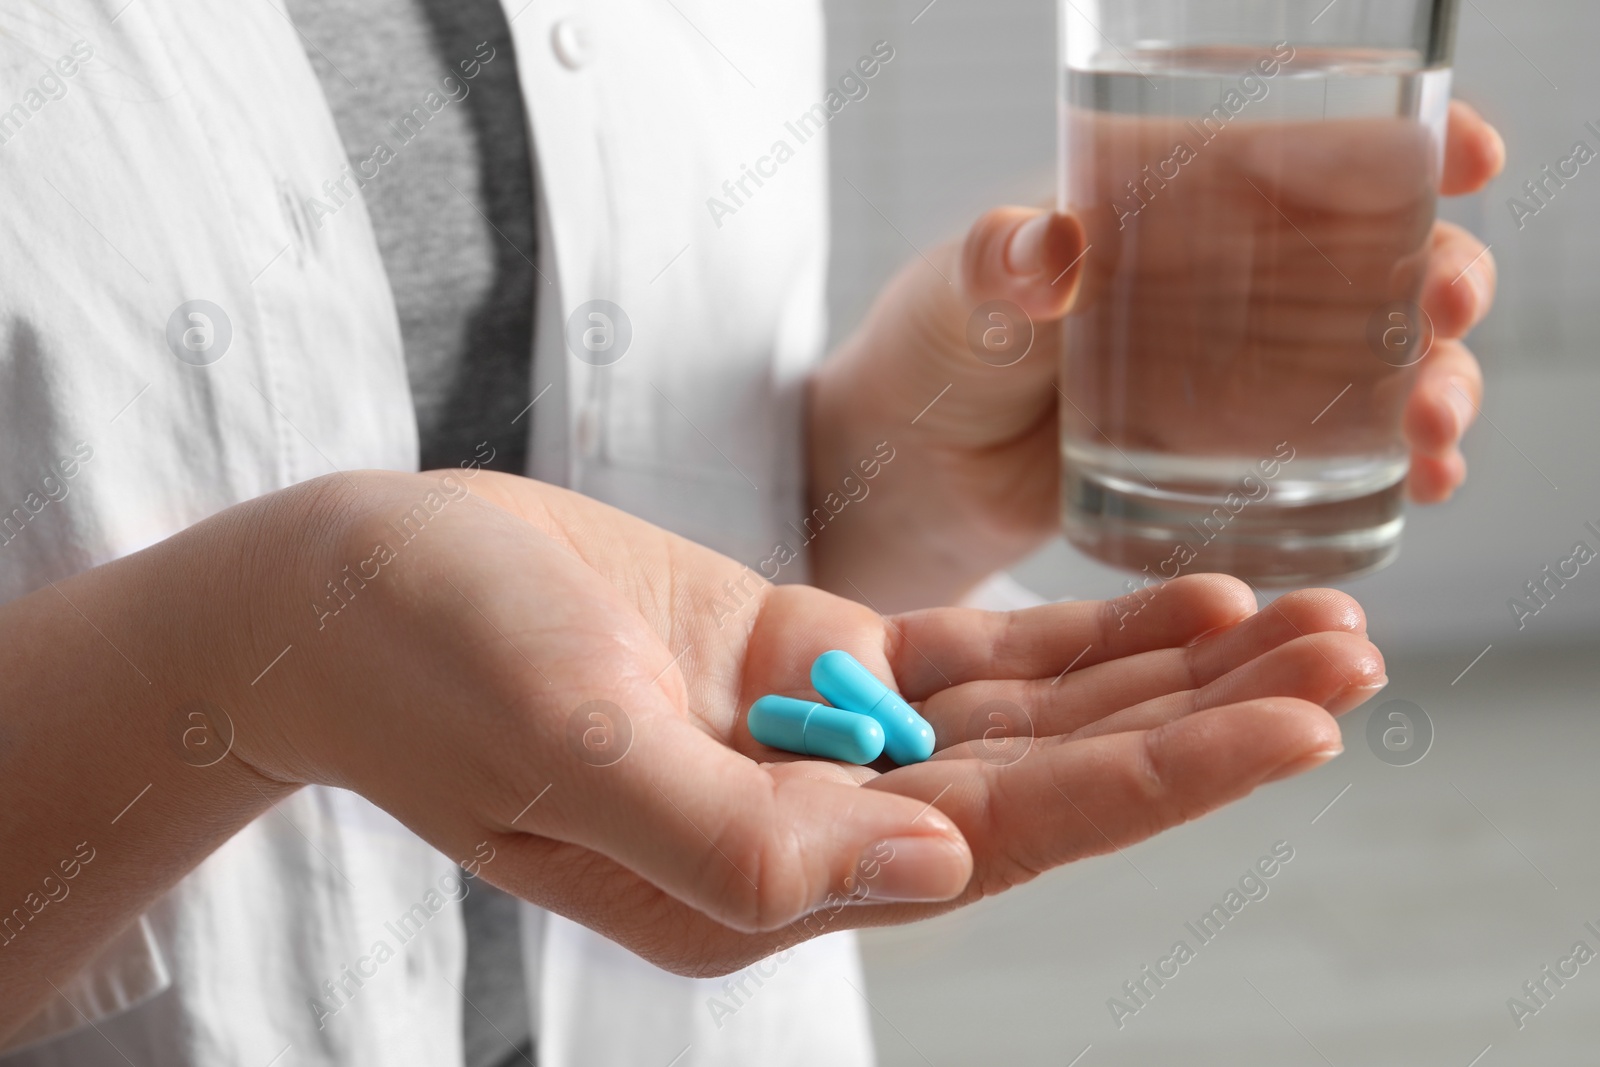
[1328, 676, 1390, 716]
[852, 837, 969, 903]
[1446, 377, 1478, 437]
[1265, 746, 1344, 783]
[1004, 214, 1054, 276]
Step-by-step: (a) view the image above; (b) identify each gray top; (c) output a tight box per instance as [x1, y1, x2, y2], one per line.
[284, 1, 535, 1064]
[287, 0, 535, 475]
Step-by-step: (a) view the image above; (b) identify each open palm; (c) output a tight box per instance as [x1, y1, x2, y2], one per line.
[293, 470, 1380, 976]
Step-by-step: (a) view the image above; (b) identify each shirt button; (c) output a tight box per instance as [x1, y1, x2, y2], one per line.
[551, 18, 593, 70]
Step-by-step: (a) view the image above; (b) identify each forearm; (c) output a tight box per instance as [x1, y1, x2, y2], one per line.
[0, 491, 310, 1041]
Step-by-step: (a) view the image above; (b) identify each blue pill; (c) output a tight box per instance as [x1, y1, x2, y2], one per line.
[747, 695, 886, 765]
[811, 650, 936, 766]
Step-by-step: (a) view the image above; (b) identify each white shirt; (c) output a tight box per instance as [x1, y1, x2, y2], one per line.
[0, 0, 873, 1063]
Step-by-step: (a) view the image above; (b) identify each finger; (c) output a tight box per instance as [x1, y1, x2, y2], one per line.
[918, 588, 1367, 740]
[884, 574, 1260, 701]
[959, 206, 1088, 320]
[523, 708, 973, 933]
[868, 699, 1342, 893]
[841, 209, 1076, 449]
[1063, 631, 1386, 741]
[1227, 101, 1503, 211]
[1233, 116, 1435, 215]
[1419, 222, 1497, 339]
[478, 770, 955, 980]
[1403, 339, 1483, 460]
[481, 696, 1341, 975]
[1442, 100, 1506, 197]
[1408, 450, 1469, 505]
[475, 830, 807, 979]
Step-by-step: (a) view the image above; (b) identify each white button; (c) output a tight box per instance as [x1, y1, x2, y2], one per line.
[551, 18, 593, 70]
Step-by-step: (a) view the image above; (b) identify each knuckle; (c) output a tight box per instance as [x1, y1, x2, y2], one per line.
[1128, 729, 1199, 833]
[697, 808, 820, 935]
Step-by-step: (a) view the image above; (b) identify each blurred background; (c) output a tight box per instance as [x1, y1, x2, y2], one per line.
[822, 0, 1600, 1062]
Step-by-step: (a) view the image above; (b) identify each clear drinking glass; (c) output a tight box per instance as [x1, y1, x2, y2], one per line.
[1058, 0, 1460, 586]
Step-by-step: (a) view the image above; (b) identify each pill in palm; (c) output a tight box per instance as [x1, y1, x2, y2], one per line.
[810, 649, 935, 766]
[746, 695, 886, 765]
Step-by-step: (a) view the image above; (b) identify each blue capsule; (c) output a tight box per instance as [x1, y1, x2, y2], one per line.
[747, 695, 886, 765]
[811, 650, 936, 766]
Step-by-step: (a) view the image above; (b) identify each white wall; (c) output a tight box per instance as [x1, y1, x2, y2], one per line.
[824, 0, 1600, 655]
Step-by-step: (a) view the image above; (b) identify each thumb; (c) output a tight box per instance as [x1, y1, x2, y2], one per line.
[892, 207, 1084, 445]
[539, 705, 973, 934]
[824, 205, 1088, 447]
[958, 206, 1087, 318]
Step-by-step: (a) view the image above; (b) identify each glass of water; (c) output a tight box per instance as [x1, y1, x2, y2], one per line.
[1057, 0, 1460, 586]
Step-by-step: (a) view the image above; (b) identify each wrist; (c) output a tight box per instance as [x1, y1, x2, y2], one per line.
[208, 468, 509, 795]
[810, 274, 1074, 606]
[806, 362, 1004, 609]
[114, 477, 353, 797]
[199, 470, 417, 787]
